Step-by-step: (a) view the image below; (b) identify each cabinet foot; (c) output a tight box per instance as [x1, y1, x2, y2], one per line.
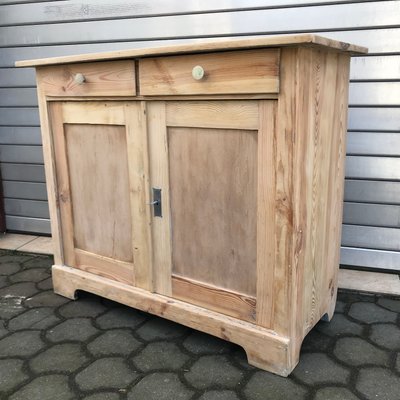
[52, 264, 299, 376]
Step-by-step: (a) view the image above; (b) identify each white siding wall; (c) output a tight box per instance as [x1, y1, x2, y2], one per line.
[0, 0, 399, 270]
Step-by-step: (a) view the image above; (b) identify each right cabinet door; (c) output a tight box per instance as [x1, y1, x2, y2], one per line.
[148, 100, 276, 326]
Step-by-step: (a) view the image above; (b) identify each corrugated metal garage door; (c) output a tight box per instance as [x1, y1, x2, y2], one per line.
[0, 0, 399, 271]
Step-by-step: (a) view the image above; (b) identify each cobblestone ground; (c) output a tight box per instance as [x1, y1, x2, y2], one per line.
[0, 250, 400, 400]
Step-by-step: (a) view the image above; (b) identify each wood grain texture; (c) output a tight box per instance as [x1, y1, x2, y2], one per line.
[168, 126, 257, 296]
[64, 124, 133, 263]
[147, 101, 172, 296]
[172, 275, 256, 322]
[36, 61, 135, 97]
[50, 102, 76, 267]
[36, 80, 62, 264]
[255, 100, 277, 329]
[52, 264, 293, 376]
[16, 34, 367, 67]
[166, 101, 259, 130]
[74, 248, 134, 285]
[140, 49, 280, 95]
[62, 101, 126, 124]
[124, 102, 153, 291]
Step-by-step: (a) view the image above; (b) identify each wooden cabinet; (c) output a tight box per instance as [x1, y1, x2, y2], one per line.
[18, 34, 367, 376]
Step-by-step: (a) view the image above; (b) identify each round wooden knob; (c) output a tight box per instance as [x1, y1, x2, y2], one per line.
[73, 73, 86, 85]
[192, 65, 205, 80]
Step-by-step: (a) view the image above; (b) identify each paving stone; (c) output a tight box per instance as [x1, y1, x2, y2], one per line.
[314, 387, 360, 400]
[82, 394, 120, 400]
[37, 277, 53, 290]
[0, 320, 7, 339]
[9, 374, 75, 400]
[292, 353, 350, 385]
[0, 262, 21, 275]
[316, 314, 363, 337]
[333, 337, 389, 366]
[136, 317, 188, 341]
[0, 330, 45, 357]
[75, 357, 137, 391]
[232, 348, 257, 370]
[0, 276, 8, 288]
[59, 298, 106, 318]
[337, 291, 375, 303]
[377, 297, 400, 313]
[199, 390, 240, 400]
[356, 367, 400, 400]
[22, 256, 53, 269]
[349, 302, 397, 324]
[335, 300, 346, 313]
[88, 329, 141, 356]
[0, 359, 29, 392]
[25, 290, 69, 308]
[301, 329, 332, 352]
[183, 331, 232, 355]
[0, 295, 27, 319]
[9, 268, 50, 283]
[0, 254, 33, 264]
[46, 318, 98, 342]
[370, 324, 400, 350]
[8, 307, 60, 331]
[30, 343, 89, 373]
[133, 341, 189, 371]
[185, 355, 243, 389]
[244, 371, 308, 400]
[127, 373, 193, 400]
[0, 282, 38, 298]
[96, 307, 146, 329]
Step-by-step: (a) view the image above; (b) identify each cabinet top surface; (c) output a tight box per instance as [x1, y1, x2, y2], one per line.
[16, 34, 367, 68]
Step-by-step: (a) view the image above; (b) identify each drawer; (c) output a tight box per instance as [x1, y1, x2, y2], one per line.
[139, 49, 280, 96]
[36, 60, 136, 97]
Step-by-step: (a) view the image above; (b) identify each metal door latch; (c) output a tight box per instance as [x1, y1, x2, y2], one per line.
[149, 188, 162, 217]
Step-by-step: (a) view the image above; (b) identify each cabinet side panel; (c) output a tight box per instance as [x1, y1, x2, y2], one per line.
[293, 49, 350, 338]
[64, 124, 133, 263]
[169, 126, 257, 296]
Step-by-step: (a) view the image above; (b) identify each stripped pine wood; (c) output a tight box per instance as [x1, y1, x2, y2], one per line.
[36, 61, 136, 97]
[36, 82, 63, 265]
[74, 249, 134, 285]
[49, 102, 76, 267]
[168, 126, 258, 296]
[124, 102, 153, 291]
[140, 49, 280, 95]
[147, 101, 172, 296]
[166, 101, 259, 130]
[256, 100, 276, 329]
[52, 264, 293, 376]
[26, 36, 359, 376]
[172, 275, 256, 322]
[16, 34, 366, 67]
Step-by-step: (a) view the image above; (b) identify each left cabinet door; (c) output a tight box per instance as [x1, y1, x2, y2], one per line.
[49, 101, 153, 288]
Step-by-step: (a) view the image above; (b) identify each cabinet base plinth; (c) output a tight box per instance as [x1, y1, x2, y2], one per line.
[52, 264, 299, 376]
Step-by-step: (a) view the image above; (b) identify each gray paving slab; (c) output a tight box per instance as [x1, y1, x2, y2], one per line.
[0, 250, 399, 400]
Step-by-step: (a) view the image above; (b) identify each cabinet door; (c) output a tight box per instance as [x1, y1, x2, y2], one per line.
[49, 101, 152, 289]
[148, 101, 276, 326]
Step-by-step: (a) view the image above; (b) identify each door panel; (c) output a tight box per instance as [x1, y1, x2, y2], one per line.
[148, 100, 276, 324]
[168, 126, 257, 296]
[49, 101, 151, 287]
[65, 124, 132, 262]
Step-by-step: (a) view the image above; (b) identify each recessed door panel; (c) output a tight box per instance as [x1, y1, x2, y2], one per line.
[65, 124, 132, 263]
[168, 126, 258, 296]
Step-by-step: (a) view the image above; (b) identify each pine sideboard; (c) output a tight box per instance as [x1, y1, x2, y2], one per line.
[17, 35, 367, 376]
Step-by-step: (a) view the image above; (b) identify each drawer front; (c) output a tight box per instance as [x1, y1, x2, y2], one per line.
[139, 49, 280, 96]
[36, 60, 136, 97]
